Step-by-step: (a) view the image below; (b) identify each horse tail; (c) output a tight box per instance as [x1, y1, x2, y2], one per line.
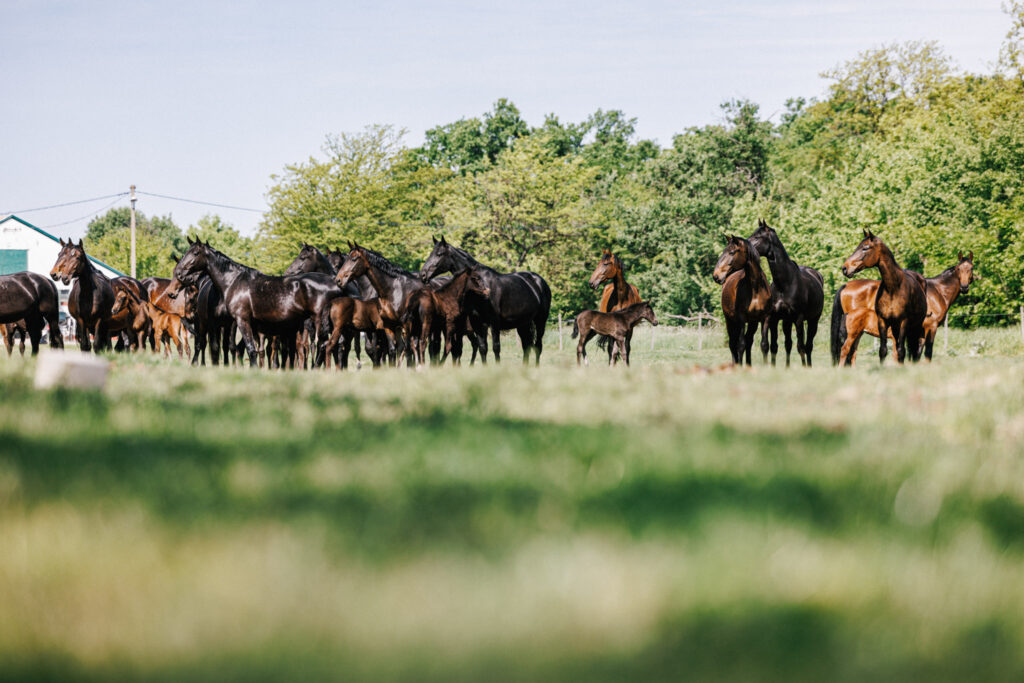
[571, 318, 579, 339]
[830, 285, 846, 366]
[596, 334, 608, 350]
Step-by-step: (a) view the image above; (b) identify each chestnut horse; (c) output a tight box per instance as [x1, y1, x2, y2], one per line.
[747, 220, 824, 367]
[840, 230, 927, 365]
[713, 235, 773, 365]
[50, 239, 115, 352]
[588, 249, 642, 357]
[831, 251, 974, 365]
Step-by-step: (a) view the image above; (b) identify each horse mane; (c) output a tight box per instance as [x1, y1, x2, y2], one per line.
[358, 245, 416, 279]
[204, 244, 265, 277]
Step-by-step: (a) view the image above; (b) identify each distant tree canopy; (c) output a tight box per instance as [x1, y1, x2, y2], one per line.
[85, 208, 186, 278]
[86, 7, 1024, 324]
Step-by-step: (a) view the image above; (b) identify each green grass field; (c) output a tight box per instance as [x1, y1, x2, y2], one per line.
[2, 324, 1024, 681]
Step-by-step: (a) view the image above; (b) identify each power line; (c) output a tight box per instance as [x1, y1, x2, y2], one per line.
[39, 196, 128, 231]
[135, 190, 265, 213]
[1, 192, 128, 215]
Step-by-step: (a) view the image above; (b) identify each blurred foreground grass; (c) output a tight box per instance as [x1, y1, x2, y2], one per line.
[1, 326, 1024, 681]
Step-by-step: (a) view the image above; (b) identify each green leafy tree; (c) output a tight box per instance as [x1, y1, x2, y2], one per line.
[258, 125, 451, 272]
[84, 208, 185, 278]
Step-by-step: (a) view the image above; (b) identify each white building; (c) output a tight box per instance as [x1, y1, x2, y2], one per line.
[0, 214, 126, 322]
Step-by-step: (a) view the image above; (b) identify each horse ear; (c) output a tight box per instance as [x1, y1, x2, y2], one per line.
[77, 239, 83, 248]
[187, 235, 193, 245]
[958, 250, 963, 260]
[439, 235, 447, 245]
[968, 250, 974, 261]
[432, 235, 438, 245]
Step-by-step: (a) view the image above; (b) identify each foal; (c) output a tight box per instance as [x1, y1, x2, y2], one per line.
[111, 289, 188, 358]
[573, 301, 658, 366]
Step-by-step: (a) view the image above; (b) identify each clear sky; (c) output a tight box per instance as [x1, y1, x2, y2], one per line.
[0, 0, 1009, 240]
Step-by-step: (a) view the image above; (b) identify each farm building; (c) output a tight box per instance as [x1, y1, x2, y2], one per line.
[0, 214, 125, 324]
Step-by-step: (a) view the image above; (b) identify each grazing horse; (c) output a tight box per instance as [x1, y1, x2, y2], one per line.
[840, 230, 927, 365]
[167, 237, 325, 367]
[831, 251, 974, 365]
[50, 239, 115, 352]
[747, 220, 824, 367]
[0, 272, 63, 354]
[589, 249, 643, 357]
[573, 301, 658, 366]
[419, 235, 551, 365]
[335, 242, 425, 364]
[713, 235, 773, 366]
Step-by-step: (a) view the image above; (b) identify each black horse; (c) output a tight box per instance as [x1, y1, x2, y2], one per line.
[418, 236, 551, 364]
[168, 237, 330, 367]
[0, 271, 64, 354]
[50, 238, 115, 353]
[747, 220, 824, 367]
[184, 276, 236, 366]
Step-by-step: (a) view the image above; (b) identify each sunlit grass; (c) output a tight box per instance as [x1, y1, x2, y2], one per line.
[1, 327, 1023, 680]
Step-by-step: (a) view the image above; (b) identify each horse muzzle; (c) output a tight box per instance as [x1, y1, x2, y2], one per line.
[960, 285, 969, 294]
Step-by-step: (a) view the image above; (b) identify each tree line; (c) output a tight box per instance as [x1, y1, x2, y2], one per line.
[89, 4, 1024, 325]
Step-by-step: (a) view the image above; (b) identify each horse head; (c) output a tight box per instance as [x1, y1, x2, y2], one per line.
[588, 249, 622, 289]
[956, 250, 976, 294]
[466, 267, 490, 299]
[336, 244, 370, 288]
[167, 238, 212, 298]
[640, 301, 658, 327]
[747, 219, 779, 260]
[712, 235, 751, 284]
[50, 238, 88, 285]
[841, 229, 883, 278]
[283, 243, 323, 276]
[420, 234, 453, 282]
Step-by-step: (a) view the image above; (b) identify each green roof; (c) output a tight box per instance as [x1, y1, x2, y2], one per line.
[0, 214, 128, 277]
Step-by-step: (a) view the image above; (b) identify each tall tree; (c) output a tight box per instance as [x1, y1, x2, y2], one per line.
[84, 208, 185, 278]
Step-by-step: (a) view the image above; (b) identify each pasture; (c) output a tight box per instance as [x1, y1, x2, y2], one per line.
[2, 325, 1024, 681]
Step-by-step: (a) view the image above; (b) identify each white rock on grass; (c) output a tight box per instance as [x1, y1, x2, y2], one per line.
[34, 350, 110, 391]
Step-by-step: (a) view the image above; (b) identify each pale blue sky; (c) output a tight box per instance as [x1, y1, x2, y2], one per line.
[0, 0, 1008, 239]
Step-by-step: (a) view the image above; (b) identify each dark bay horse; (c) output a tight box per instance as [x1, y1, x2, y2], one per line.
[335, 243, 424, 363]
[589, 249, 643, 356]
[0, 271, 63, 354]
[832, 251, 974, 365]
[840, 230, 927, 365]
[168, 237, 325, 367]
[713, 235, 773, 366]
[573, 301, 658, 366]
[50, 239, 115, 352]
[419, 235, 551, 365]
[747, 220, 824, 367]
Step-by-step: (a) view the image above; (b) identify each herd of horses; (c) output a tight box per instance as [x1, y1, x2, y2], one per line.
[712, 221, 975, 367]
[0, 221, 975, 369]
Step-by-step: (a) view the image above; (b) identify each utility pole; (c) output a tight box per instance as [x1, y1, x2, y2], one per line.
[129, 185, 137, 278]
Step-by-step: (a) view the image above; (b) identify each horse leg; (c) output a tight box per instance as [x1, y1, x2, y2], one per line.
[577, 329, 587, 366]
[744, 322, 758, 366]
[533, 315, 546, 365]
[27, 319, 43, 356]
[804, 317, 818, 367]
[46, 312, 63, 350]
[235, 320, 260, 367]
[491, 326, 501, 363]
[877, 321, 891, 365]
[77, 318, 90, 352]
[726, 320, 741, 364]
[93, 320, 108, 354]
[517, 325, 533, 365]
[760, 318, 770, 364]
[782, 319, 793, 368]
[795, 318, 808, 366]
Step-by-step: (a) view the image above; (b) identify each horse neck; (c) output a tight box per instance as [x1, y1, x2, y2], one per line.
[743, 253, 770, 294]
[611, 265, 632, 302]
[875, 245, 904, 293]
[619, 305, 646, 326]
[928, 268, 961, 308]
[447, 248, 482, 275]
[203, 252, 245, 294]
[765, 242, 798, 285]
[310, 252, 335, 275]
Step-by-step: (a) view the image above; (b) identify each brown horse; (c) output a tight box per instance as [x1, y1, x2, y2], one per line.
[713, 235, 773, 365]
[589, 249, 643, 357]
[840, 230, 927, 365]
[50, 239, 115, 352]
[831, 251, 975, 365]
[318, 298, 399, 370]
[572, 301, 658, 366]
[111, 288, 189, 358]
